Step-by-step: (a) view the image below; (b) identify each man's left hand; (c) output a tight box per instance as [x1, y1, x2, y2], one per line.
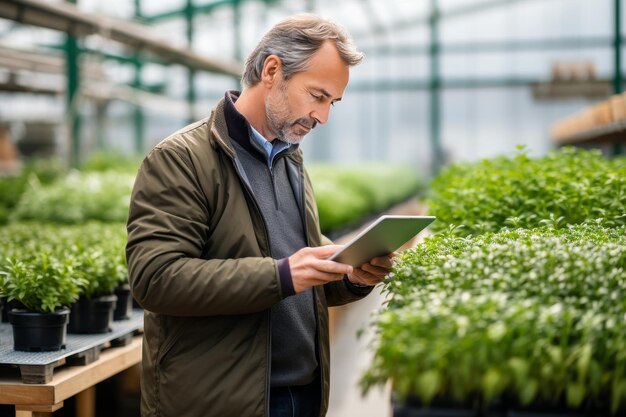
[346, 253, 396, 287]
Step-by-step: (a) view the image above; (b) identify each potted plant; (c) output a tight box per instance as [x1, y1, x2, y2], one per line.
[106, 246, 132, 321]
[0, 253, 82, 351]
[68, 248, 118, 334]
[85, 223, 132, 321]
[363, 225, 626, 416]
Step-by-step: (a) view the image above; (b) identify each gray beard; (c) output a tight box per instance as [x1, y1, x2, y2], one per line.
[265, 86, 314, 145]
[266, 101, 303, 144]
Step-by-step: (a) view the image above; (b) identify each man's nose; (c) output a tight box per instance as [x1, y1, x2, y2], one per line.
[311, 103, 331, 125]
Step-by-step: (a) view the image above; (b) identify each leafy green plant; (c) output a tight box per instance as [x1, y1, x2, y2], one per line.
[11, 171, 134, 224]
[0, 175, 27, 225]
[0, 253, 83, 313]
[71, 225, 129, 296]
[309, 164, 423, 233]
[427, 147, 626, 236]
[21, 157, 67, 185]
[0, 223, 128, 303]
[363, 224, 626, 413]
[80, 150, 142, 173]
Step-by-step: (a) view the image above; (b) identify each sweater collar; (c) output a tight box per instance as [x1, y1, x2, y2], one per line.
[223, 91, 299, 161]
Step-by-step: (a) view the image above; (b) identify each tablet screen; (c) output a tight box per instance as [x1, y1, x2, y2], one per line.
[328, 215, 435, 267]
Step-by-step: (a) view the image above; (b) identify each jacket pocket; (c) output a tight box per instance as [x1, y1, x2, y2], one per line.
[156, 314, 268, 417]
[156, 315, 239, 368]
[156, 317, 187, 366]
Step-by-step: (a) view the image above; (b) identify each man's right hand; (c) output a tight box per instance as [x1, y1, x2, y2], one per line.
[289, 245, 353, 293]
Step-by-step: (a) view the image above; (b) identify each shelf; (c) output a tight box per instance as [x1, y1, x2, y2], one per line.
[0, 336, 142, 411]
[0, 0, 241, 76]
[554, 119, 626, 146]
[0, 310, 143, 384]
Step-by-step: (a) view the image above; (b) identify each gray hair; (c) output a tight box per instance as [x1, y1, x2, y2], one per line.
[241, 14, 364, 88]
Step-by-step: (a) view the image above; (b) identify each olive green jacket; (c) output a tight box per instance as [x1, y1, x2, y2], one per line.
[126, 98, 372, 417]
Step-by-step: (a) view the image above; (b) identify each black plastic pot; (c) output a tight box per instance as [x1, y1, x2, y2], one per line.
[113, 283, 132, 321]
[8, 308, 70, 352]
[68, 294, 117, 334]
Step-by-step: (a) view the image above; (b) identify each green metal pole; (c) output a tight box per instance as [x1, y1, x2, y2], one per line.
[429, 0, 444, 174]
[134, 0, 145, 154]
[133, 59, 145, 154]
[95, 102, 108, 151]
[306, 0, 315, 12]
[614, 0, 622, 94]
[233, 0, 242, 87]
[614, 0, 624, 155]
[186, 0, 197, 123]
[65, 0, 80, 168]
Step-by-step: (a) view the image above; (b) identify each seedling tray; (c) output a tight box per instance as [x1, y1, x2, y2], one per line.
[0, 309, 143, 383]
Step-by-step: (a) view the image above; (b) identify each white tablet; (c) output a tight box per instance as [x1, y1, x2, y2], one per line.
[328, 215, 436, 267]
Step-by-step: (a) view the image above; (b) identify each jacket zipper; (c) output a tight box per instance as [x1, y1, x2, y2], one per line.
[296, 165, 325, 417]
[298, 165, 324, 416]
[228, 154, 273, 417]
[230, 150, 319, 417]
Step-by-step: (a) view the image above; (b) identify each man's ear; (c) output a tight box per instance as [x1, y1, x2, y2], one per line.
[261, 55, 282, 87]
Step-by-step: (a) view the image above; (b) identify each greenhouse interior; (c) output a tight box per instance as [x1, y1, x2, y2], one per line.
[0, 0, 625, 416]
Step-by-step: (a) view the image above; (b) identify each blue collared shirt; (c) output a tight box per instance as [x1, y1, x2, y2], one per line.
[249, 125, 291, 170]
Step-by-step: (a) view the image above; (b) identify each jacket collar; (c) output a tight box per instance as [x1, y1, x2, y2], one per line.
[208, 91, 303, 164]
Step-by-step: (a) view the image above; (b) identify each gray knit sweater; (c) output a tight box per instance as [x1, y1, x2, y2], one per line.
[224, 91, 318, 387]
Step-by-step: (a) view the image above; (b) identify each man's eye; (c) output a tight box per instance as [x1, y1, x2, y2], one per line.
[310, 93, 322, 100]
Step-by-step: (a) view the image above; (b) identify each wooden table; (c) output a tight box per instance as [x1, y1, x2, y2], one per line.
[0, 335, 142, 417]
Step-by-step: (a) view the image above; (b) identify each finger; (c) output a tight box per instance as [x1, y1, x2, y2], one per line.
[316, 259, 353, 275]
[350, 268, 384, 286]
[369, 256, 394, 268]
[313, 271, 346, 284]
[311, 245, 345, 258]
[346, 271, 368, 286]
[360, 262, 390, 276]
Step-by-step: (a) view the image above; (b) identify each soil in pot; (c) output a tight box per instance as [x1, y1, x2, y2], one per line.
[8, 308, 70, 352]
[68, 294, 117, 334]
[113, 283, 132, 321]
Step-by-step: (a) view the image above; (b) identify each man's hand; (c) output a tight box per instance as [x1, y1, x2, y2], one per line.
[347, 253, 396, 287]
[289, 245, 353, 293]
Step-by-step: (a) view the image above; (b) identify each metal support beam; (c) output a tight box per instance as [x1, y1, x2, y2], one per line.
[348, 77, 552, 91]
[233, 0, 242, 87]
[0, 0, 242, 76]
[133, 0, 145, 154]
[429, 0, 444, 175]
[614, 0, 622, 93]
[65, 0, 80, 168]
[186, 0, 197, 123]
[143, 0, 232, 23]
[352, 0, 550, 39]
[362, 37, 615, 56]
[144, 0, 280, 23]
[132, 57, 145, 154]
[95, 101, 108, 150]
[614, 0, 624, 155]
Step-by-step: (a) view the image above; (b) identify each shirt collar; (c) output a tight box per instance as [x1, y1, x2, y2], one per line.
[249, 125, 291, 169]
[223, 90, 297, 167]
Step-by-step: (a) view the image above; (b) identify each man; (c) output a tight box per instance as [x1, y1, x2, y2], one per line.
[126, 14, 392, 417]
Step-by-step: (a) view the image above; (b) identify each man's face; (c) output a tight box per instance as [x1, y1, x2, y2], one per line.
[265, 41, 350, 144]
